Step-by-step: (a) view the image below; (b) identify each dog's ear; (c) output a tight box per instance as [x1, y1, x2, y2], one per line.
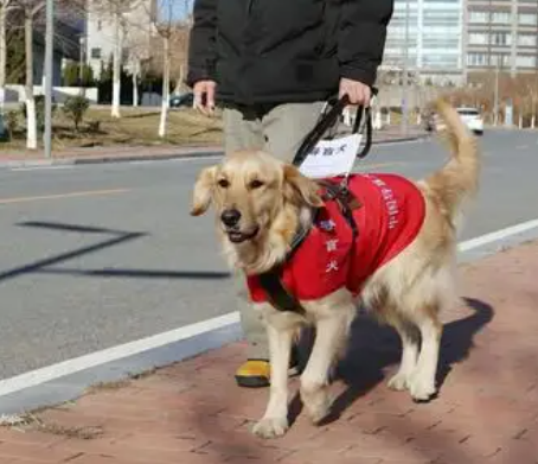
[191, 166, 218, 216]
[283, 165, 323, 207]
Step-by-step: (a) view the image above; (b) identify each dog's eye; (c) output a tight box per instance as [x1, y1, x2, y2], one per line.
[218, 179, 230, 188]
[249, 179, 264, 190]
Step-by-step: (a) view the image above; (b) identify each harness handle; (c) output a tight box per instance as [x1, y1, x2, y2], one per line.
[292, 87, 378, 168]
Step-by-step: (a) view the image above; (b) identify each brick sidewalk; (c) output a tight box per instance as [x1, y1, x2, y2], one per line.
[0, 242, 536, 464]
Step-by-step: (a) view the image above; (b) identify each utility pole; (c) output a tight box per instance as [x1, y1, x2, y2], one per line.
[493, 55, 500, 126]
[401, 0, 410, 135]
[43, 0, 54, 158]
[79, 36, 85, 85]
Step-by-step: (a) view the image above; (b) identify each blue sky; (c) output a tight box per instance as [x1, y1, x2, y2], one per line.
[157, 0, 194, 21]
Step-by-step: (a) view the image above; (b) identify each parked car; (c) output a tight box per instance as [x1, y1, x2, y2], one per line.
[456, 107, 484, 135]
[169, 93, 194, 108]
[424, 107, 484, 136]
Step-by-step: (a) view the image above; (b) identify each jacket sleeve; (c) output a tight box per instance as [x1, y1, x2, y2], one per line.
[186, 0, 218, 87]
[337, 0, 394, 87]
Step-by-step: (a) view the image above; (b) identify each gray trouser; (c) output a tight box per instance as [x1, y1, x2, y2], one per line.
[223, 101, 325, 359]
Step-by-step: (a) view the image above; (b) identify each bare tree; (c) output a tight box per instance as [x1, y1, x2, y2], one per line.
[0, 0, 17, 110]
[124, 24, 149, 107]
[14, 0, 45, 149]
[147, 0, 191, 137]
[92, 0, 143, 118]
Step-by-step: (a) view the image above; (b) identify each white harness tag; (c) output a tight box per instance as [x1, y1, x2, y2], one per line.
[298, 134, 362, 179]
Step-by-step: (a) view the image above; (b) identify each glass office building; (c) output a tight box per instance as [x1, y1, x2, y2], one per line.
[383, 0, 465, 85]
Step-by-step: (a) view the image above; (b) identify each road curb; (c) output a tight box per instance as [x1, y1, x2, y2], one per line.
[0, 135, 428, 169]
[0, 221, 535, 415]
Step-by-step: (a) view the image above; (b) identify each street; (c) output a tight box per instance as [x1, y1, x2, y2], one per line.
[0, 129, 536, 380]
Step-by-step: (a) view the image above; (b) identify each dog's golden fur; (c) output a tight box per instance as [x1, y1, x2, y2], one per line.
[191, 99, 480, 438]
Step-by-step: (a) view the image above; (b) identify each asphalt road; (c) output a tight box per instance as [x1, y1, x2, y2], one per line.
[0, 129, 536, 380]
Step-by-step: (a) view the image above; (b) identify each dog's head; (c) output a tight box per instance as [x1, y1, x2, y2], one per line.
[191, 150, 322, 256]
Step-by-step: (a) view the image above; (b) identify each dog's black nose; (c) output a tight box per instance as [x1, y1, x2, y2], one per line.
[221, 209, 241, 227]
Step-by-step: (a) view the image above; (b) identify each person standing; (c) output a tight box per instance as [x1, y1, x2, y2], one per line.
[187, 0, 394, 388]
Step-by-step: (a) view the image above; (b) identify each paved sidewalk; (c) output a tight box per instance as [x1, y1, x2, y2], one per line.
[0, 242, 536, 464]
[0, 127, 427, 167]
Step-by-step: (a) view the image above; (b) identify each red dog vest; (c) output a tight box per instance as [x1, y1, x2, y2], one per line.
[247, 174, 426, 302]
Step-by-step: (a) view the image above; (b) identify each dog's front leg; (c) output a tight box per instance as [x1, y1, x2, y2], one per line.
[252, 317, 293, 439]
[300, 296, 355, 424]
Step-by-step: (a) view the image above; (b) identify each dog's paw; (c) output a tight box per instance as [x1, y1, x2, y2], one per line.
[301, 386, 332, 425]
[408, 375, 437, 402]
[252, 417, 289, 439]
[387, 372, 410, 391]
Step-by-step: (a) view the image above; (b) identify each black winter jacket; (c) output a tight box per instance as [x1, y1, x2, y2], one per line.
[187, 0, 393, 105]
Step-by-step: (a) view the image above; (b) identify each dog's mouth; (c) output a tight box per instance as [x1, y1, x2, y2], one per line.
[226, 226, 260, 244]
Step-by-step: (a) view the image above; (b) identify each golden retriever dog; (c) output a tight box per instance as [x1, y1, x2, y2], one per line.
[190, 99, 480, 438]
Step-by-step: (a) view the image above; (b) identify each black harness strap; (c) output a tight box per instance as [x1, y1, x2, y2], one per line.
[258, 91, 377, 315]
[292, 90, 378, 168]
[317, 179, 362, 238]
[257, 184, 363, 315]
[257, 267, 307, 316]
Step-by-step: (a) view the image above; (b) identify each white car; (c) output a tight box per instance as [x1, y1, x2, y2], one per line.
[456, 107, 484, 135]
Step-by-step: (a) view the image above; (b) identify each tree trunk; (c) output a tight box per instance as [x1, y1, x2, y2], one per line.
[111, 11, 122, 118]
[173, 63, 185, 95]
[132, 59, 139, 107]
[0, 4, 7, 111]
[158, 36, 170, 138]
[24, 12, 37, 150]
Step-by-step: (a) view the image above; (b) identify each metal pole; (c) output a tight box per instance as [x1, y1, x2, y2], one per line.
[401, 0, 410, 135]
[79, 37, 84, 85]
[493, 56, 500, 126]
[43, 0, 54, 158]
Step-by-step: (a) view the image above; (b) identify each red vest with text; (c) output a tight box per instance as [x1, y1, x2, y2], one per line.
[247, 174, 426, 302]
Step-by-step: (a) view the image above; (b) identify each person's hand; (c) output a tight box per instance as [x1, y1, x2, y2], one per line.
[193, 80, 217, 115]
[339, 78, 371, 106]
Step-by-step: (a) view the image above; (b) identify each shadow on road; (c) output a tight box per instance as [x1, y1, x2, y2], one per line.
[0, 220, 229, 283]
[39, 268, 231, 280]
[317, 297, 494, 425]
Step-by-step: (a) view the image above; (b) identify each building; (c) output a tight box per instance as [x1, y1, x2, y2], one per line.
[33, 22, 81, 87]
[382, 0, 465, 85]
[3, 7, 81, 87]
[464, 0, 538, 78]
[85, 0, 156, 78]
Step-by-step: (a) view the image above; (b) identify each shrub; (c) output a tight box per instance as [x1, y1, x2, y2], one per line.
[87, 119, 101, 133]
[5, 110, 19, 140]
[63, 95, 90, 131]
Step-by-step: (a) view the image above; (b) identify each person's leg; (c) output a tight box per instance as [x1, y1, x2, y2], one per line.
[222, 105, 273, 385]
[261, 102, 326, 162]
[259, 101, 325, 370]
[222, 104, 265, 154]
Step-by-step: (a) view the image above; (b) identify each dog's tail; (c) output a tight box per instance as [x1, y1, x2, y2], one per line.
[424, 98, 481, 225]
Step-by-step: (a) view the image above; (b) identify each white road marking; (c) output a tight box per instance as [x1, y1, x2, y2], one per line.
[0, 219, 536, 397]
[0, 312, 240, 397]
[10, 165, 75, 172]
[458, 219, 538, 252]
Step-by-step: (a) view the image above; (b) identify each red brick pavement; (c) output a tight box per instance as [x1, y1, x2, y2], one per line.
[0, 242, 536, 464]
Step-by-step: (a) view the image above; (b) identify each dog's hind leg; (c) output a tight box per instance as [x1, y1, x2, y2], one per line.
[387, 316, 420, 392]
[408, 306, 442, 402]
